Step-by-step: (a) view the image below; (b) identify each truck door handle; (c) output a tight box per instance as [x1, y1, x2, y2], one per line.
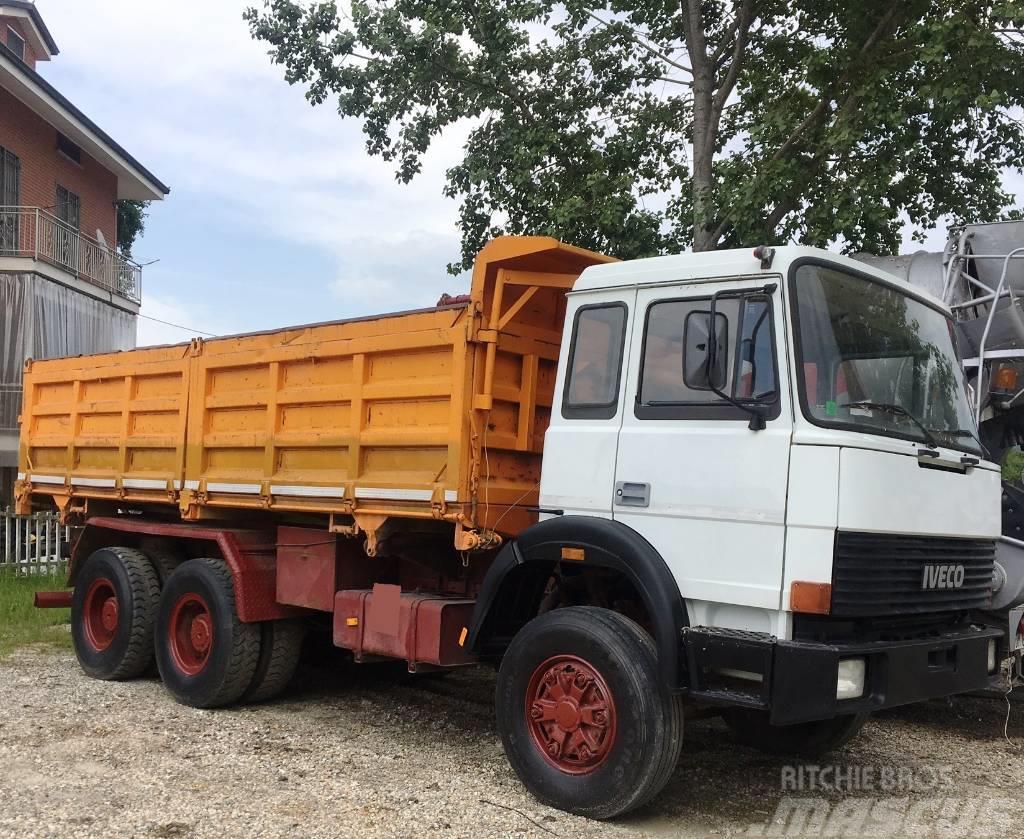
[615, 481, 650, 508]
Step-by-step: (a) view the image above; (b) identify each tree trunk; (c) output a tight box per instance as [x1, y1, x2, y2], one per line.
[691, 83, 715, 252]
[682, 1, 716, 252]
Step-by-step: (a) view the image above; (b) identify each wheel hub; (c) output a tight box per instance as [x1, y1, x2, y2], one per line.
[189, 614, 212, 653]
[526, 655, 617, 774]
[100, 597, 119, 632]
[168, 593, 214, 676]
[82, 578, 119, 652]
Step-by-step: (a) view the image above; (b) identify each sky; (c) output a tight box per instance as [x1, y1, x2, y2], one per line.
[34, 1, 1023, 347]
[39, 0, 471, 346]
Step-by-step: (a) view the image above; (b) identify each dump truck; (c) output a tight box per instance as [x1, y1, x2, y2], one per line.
[17, 237, 1003, 819]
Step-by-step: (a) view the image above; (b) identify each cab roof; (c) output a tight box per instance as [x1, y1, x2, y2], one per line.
[572, 245, 948, 311]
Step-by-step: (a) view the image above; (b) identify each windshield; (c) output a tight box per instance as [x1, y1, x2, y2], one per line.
[791, 263, 981, 455]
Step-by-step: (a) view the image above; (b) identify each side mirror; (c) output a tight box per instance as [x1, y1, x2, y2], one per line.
[684, 310, 728, 390]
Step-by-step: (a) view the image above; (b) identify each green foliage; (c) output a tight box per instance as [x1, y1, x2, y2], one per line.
[1002, 446, 1024, 483]
[0, 572, 71, 658]
[245, 1, 1024, 271]
[117, 200, 148, 257]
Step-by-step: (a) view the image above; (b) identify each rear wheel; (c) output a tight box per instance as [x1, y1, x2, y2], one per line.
[138, 537, 185, 586]
[71, 547, 160, 680]
[243, 620, 305, 703]
[723, 709, 868, 757]
[495, 606, 684, 819]
[155, 558, 261, 708]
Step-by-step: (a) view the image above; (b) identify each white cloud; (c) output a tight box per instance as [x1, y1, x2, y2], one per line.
[40, 0, 470, 343]
[35, 1, 1024, 349]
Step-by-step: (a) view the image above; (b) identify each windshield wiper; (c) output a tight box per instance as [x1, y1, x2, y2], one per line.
[846, 400, 939, 449]
[928, 427, 990, 459]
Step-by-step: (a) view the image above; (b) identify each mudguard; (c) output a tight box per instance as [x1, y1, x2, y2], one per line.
[466, 515, 688, 689]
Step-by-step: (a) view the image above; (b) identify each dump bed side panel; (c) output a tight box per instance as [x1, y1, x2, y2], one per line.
[183, 307, 472, 514]
[19, 344, 191, 499]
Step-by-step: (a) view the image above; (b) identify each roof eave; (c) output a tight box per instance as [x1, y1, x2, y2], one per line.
[0, 1, 59, 57]
[0, 43, 169, 200]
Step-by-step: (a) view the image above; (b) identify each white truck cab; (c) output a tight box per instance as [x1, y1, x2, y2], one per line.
[538, 245, 1001, 725]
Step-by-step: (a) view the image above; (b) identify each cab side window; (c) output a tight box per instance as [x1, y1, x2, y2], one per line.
[637, 294, 778, 420]
[563, 304, 627, 419]
[735, 298, 776, 400]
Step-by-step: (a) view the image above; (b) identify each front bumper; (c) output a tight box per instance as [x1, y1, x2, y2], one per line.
[683, 624, 1003, 725]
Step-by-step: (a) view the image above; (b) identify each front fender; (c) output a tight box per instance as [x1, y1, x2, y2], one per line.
[466, 515, 688, 690]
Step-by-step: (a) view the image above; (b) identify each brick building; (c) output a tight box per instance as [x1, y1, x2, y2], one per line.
[0, 1, 170, 502]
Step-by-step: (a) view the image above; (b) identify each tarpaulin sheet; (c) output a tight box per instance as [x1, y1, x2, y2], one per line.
[0, 271, 135, 432]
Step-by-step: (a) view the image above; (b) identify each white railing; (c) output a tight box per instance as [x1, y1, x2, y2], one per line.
[0, 509, 70, 574]
[0, 206, 141, 304]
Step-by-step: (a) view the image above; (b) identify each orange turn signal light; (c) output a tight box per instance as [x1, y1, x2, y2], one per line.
[790, 581, 832, 615]
[994, 365, 1019, 392]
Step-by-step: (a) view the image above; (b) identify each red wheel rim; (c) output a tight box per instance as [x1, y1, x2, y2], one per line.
[82, 577, 119, 652]
[525, 654, 617, 774]
[168, 593, 214, 676]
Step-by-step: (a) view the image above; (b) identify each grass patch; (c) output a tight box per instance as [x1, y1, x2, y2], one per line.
[0, 572, 72, 658]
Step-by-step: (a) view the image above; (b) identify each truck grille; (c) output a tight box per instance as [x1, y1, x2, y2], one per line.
[831, 532, 995, 617]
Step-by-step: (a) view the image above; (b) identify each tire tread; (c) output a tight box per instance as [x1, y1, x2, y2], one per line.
[105, 547, 160, 680]
[195, 557, 260, 707]
[244, 620, 304, 703]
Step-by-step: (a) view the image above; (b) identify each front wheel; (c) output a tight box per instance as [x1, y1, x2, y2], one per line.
[723, 708, 868, 757]
[495, 607, 684, 819]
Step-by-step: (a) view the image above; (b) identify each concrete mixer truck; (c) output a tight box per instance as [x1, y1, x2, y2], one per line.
[855, 220, 1024, 682]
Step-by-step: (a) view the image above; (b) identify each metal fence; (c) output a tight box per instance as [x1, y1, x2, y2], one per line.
[0, 508, 70, 575]
[0, 206, 142, 304]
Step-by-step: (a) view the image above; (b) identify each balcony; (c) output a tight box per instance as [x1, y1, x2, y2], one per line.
[0, 206, 142, 304]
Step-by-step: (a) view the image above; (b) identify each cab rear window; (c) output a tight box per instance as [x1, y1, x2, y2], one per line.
[562, 304, 627, 419]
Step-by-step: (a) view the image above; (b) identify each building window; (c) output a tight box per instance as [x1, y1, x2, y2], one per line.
[56, 134, 82, 165]
[55, 185, 81, 230]
[0, 146, 20, 252]
[0, 146, 19, 205]
[6, 27, 25, 62]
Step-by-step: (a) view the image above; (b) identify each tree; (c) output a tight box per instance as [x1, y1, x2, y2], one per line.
[245, 1, 1024, 272]
[116, 200, 148, 257]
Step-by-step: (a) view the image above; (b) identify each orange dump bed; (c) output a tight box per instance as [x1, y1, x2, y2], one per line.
[16, 237, 613, 547]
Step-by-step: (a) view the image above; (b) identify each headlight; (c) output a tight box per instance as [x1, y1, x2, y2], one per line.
[836, 658, 866, 700]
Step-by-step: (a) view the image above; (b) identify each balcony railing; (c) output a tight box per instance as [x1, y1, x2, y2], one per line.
[0, 206, 141, 304]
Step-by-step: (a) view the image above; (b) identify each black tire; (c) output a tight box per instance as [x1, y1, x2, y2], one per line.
[495, 606, 684, 819]
[138, 537, 185, 586]
[155, 558, 261, 709]
[243, 620, 305, 703]
[723, 709, 868, 757]
[71, 546, 161, 680]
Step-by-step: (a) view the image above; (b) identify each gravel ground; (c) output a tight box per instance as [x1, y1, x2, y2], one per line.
[1, 642, 1024, 839]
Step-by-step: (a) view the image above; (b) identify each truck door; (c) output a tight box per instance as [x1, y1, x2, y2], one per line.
[613, 281, 792, 625]
[541, 289, 636, 516]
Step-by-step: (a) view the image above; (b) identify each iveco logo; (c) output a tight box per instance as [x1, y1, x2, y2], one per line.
[921, 564, 965, 590]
